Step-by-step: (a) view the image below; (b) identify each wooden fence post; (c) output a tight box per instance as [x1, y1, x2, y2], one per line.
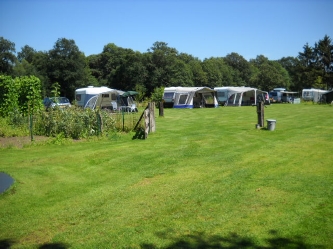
[159, 101, 164, 117]
[256, 101, 264, 127]
[144, 108, 149, 139]
[149, 102, 156, 133]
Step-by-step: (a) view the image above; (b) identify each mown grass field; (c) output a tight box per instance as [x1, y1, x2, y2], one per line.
[0, 103, 332, 248]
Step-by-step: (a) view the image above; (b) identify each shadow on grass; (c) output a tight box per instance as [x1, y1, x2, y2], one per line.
[0, 230, 324, 249]
[0, 240, 68, 249]
[38, 242, 69, 249]
[140, 230, 324, 249]
[0, 239, 15, 249]
[132, 127, 146, 140]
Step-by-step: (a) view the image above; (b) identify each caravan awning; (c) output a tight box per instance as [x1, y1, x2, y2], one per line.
[121, 91, 139, 97]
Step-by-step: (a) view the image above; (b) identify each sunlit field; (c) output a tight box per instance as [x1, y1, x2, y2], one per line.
[1, 103, 332, 248]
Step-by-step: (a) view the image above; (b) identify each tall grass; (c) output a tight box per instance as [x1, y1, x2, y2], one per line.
[0, 103, 332, 248]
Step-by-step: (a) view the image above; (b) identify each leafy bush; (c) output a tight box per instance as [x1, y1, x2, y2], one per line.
[0, 75, 43, 117]
[33, 107, 135, 139]
[0, 116, 29, 137]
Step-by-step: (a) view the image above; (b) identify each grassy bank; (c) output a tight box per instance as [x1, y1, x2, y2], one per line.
[0, 103, 332, 248]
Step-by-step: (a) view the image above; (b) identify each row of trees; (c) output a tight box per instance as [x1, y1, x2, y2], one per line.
[1, 35, 332, 102]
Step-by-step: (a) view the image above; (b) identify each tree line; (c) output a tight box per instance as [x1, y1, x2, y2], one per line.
[1, 35, 332, 102]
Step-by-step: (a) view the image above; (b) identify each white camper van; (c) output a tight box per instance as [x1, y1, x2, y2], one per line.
[75, 86, 113, 108]
[82, 89, 138, 112]
[302, 88, 328, 102]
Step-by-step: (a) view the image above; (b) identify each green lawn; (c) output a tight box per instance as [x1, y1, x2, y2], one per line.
[1, 103, 332, 248]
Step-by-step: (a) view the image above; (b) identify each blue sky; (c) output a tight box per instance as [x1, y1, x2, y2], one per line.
[1, 0, 332, 61]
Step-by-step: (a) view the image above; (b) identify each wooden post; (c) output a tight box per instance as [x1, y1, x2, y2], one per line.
[149, 102, 156, 132]
[256, 101, 264, 127]
[29, 113, 34, 141]
[159, 101, 164, 117]
[144, 108, 149, 139]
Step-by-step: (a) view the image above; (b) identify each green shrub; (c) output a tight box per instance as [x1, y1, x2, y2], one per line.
[0, 116, 29, 137]
[0, 75, 43, 117]
[32, 107, 139, 139]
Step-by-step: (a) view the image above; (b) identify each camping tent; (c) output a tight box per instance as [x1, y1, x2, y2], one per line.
[321, 90, 333, 104]
[163, 87, 218, 108]
[281, 91, 299, 103]
[89, 89, 120, 109]
[214, 86, 268, 106]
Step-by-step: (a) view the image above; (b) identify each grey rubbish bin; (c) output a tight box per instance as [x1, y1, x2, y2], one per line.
[266, 119, 276, 131]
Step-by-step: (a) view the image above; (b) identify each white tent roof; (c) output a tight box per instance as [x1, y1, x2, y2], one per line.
[75, 86, 113, 94]
[165, 86, 214, 93]
[215, 86, 258, 93]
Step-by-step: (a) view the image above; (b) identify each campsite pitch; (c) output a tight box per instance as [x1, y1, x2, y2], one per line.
[0, 104, 332, 248]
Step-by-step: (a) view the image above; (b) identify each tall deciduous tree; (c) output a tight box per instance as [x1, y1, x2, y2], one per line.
[0, 37, 16, 75]
[178, 53, 207, 86]
[249, 55, 290, 91]
[87, 54, 105, 85]
[224, 52, 252, 86]
[48, 38, 90, 100]
[145, 41, 180, 92]
[14, 45, 39, 78]
[202, 57, 233, 87]
[113, 50, 148, 91]
[32, 51, 51, 97]
[278, 56, 303, 91]
[17, 45, 36, 63]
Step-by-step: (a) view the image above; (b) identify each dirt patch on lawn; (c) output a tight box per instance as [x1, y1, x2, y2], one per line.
[0, 136, 50, 148]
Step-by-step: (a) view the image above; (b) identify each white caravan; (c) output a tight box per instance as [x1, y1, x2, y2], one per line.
[75, 86, 113, 108]
[302, 88, 328, 102]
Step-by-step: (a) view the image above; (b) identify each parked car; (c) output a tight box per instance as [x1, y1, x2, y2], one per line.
[43, 97, 71, 109]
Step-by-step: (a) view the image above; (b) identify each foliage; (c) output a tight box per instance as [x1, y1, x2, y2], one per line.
[32, 106, 140, 139]
[33, 107, 118, 139]
[150, 86, 164, 102]
[0, 75, 43, 117]
[17, 75, 43, 114]
[0, 37, 16, 75]
[0, 116, 29, 137]
[224, 52, 252, 86]
[250, 55, 291, 91]
[50, 82, 61, 98]
[134, 83, 147, 102]
[48, 38, 90, 100]
[0, 75, 20, 117]
[17, 45, 36, 63]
